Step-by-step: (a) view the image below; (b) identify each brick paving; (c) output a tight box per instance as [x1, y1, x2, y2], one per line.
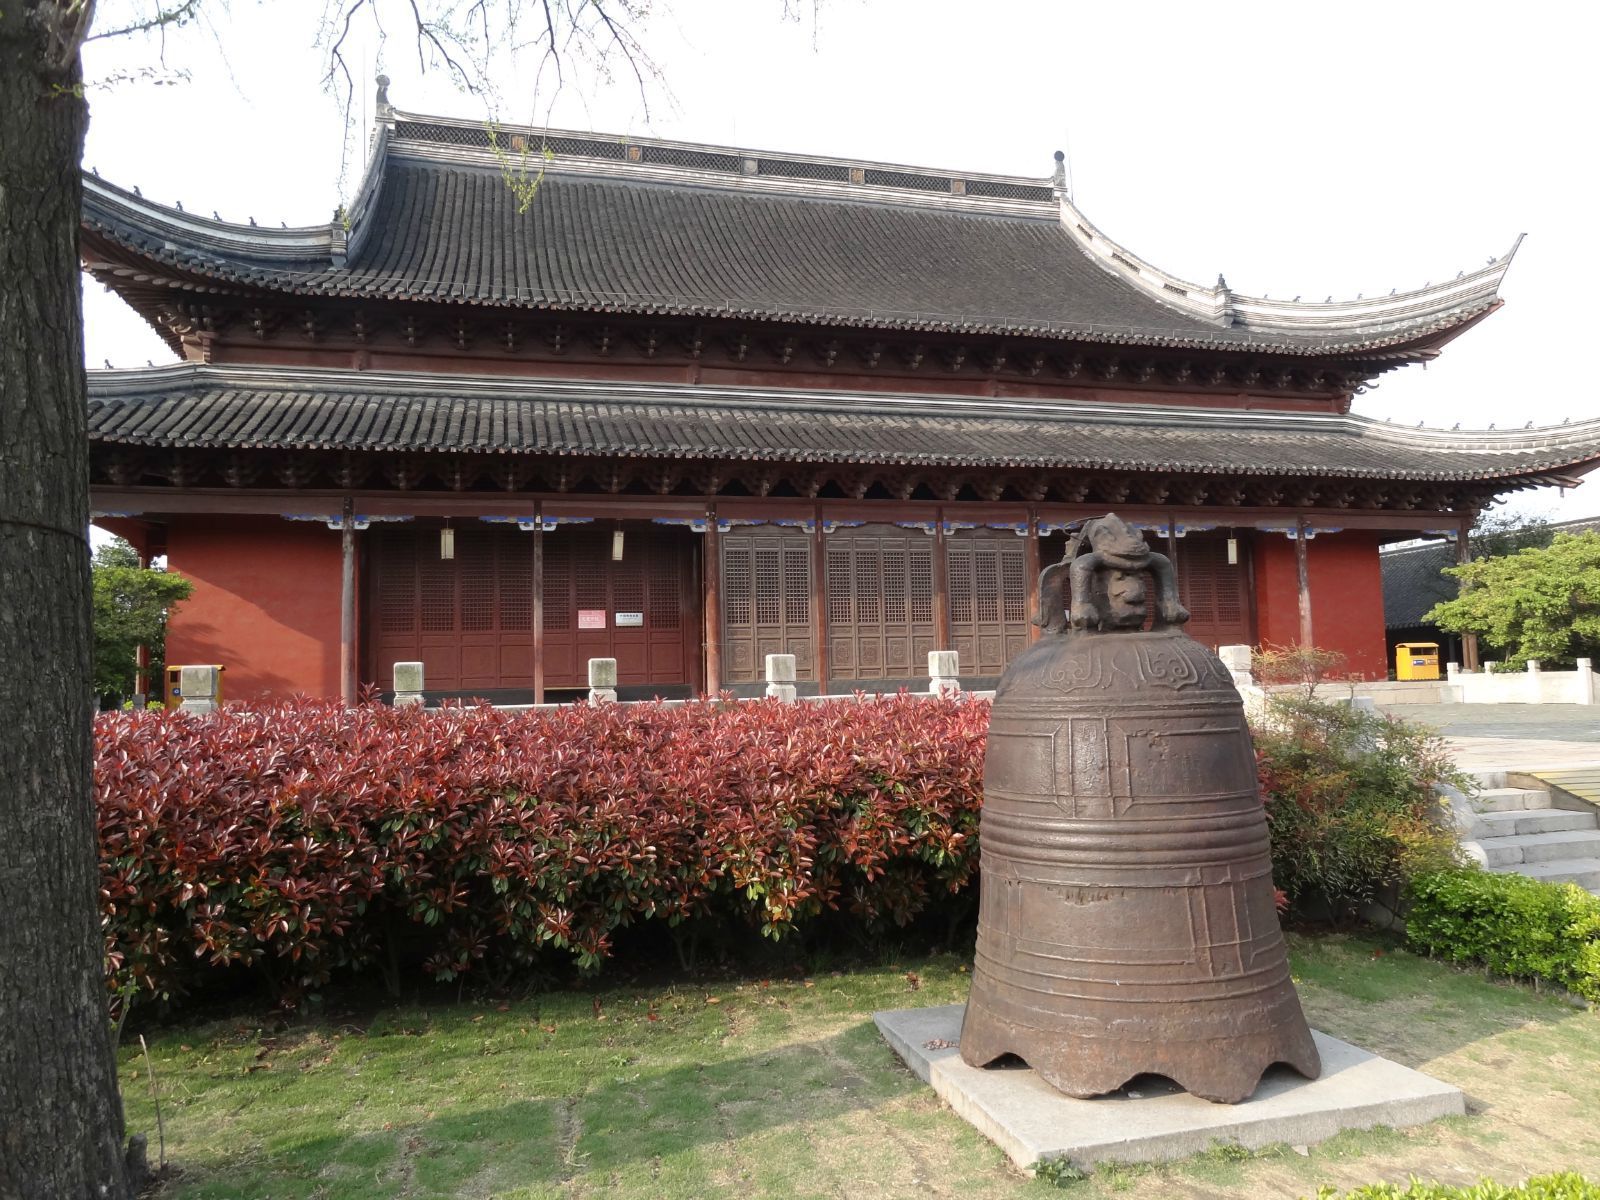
[1384, 703, 1600, 773]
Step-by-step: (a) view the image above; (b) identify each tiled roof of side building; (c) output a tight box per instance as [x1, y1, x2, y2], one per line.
[1381, 518, 1600, 628]
[79, 110, 1518, 357]
[86, 364, 1600, 485]
[1380, 540, 1460, 628]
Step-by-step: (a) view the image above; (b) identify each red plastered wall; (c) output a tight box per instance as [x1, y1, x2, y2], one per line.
[163, 516, 344, 700]
[1252, 529, 1388, 680]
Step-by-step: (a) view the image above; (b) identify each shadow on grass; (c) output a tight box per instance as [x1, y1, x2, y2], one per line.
[1286, 931, 1587, 1073]
[151, 1022, 922, 1199]
[135, 935, 1599, 1199]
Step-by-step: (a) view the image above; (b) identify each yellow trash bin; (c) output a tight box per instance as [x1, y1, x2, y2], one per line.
[1395, 643, 1440, 681]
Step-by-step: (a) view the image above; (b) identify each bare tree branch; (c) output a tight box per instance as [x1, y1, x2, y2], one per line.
[86, 0, 201, 43]
[318, 0, 663, 134]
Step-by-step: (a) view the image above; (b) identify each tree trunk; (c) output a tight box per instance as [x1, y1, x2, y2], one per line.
[0, 6, 133, 1197]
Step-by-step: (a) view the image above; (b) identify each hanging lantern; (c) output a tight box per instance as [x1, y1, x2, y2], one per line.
[440, 519, 455, 560]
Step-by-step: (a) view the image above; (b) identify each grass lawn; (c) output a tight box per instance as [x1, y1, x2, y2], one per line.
[121, 933, 1600, 1199]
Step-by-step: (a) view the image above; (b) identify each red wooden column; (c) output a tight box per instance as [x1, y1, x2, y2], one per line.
[932, 507, 951, 651]
[811, 505, 830, 691]
[1458, 513, 1480, 671]
[703, 508, 722, 695]
[339, 496, 357, 706]
[134, 545, 151, 702]
[532, 502, 545, 705]
[1025, 507, 1041, 643]
[1294, 516, 1314, 648]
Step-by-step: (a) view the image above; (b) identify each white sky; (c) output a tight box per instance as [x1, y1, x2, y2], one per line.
[80, 0, 1600, 523]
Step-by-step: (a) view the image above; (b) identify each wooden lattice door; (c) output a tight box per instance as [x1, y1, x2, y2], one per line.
[721, 529, 814, 683]
[368, 525, 535, 695]
[948, 530, 1030, 676]
[541, 525, 696, 693]
[825, 526, 936, 682]
[1175, 534, 1253, 650]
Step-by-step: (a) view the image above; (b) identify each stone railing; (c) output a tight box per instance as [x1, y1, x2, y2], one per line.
[1216, 645, 1599, 708]
[388, 651, 991, 709]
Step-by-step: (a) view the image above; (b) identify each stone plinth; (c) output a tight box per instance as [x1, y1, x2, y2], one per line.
[177, 665, 221, 714]
[765, 653, 798, 702]
[393, 661, 425, 707]
[875, 1004, 1464, 1172]
[588, 657, 618, 705]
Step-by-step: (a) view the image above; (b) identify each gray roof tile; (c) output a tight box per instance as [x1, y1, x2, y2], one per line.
[81, 151, 1502, 356]
[87, 365, 1600, 485]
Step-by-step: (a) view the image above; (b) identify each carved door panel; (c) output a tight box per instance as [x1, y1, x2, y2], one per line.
[722, 530, 814, 683]
[948, 530, 1030, 676]
[825, 526, 935, 682]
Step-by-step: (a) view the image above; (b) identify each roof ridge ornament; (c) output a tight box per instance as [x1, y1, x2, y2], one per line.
[330, 206, 348, 268]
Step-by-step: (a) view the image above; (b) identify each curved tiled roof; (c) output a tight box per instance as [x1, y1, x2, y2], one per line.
[79, 114, 1515, 358]
[87, 365, 1600, 485]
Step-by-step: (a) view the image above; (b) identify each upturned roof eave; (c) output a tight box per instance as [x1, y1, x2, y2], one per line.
[79, 110, 1516, 360]
[82, 363, 1600, 485]
[78, 222, 1503, 363]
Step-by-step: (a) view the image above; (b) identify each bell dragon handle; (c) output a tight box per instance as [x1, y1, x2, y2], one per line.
[1032, 514, 1192, 634]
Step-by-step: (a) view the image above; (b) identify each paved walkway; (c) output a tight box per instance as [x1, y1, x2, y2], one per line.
[1383, 703, 1600, 773]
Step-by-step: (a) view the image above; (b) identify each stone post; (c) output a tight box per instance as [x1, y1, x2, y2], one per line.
[393, 661, 425, 707]
[1575, 657, 1596, 705]
[765, 653, 798, 703]
[929, 649, 960, 695]
[588, 657, 618, 705]
[177, 665, 221, 714]
[1527, 660, 1541, 673]
[1217, 644, 1253, 689]
[1445, 661, 1460, 681]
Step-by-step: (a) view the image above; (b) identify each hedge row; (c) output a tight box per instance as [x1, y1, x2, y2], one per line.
[1407, 869, 1600, 1000]
[1312, 1175, 1600, 1199]
[96, 696, 987, 1005]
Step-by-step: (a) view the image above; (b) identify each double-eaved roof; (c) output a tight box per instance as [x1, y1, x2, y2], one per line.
[84, 105, 1600, 498]
[81, 109, 1516, 358]
[86, 364, 1600, 488]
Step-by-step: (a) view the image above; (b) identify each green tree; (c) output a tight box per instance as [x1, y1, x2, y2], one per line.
[91, 536, 191, 704]
[1425, 532, 1600, 669]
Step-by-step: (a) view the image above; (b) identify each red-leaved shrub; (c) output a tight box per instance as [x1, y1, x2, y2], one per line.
[96, 695, 988, 1006]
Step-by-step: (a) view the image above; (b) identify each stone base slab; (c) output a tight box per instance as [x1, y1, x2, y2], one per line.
[875, 1004, 1465, 1171]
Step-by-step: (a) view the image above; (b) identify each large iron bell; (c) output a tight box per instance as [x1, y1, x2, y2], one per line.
[959, 514, 1320, 1104]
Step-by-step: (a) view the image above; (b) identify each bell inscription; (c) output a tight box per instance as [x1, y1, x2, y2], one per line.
[959, 514, 1320, 1104]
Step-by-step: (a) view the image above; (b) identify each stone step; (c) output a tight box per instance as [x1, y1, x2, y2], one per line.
[1485, 857, 1600, 889]
[1474, 809, 1598, 838]
[1462, 829, 1600, 867]
[1472, 787, 1554, 814]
